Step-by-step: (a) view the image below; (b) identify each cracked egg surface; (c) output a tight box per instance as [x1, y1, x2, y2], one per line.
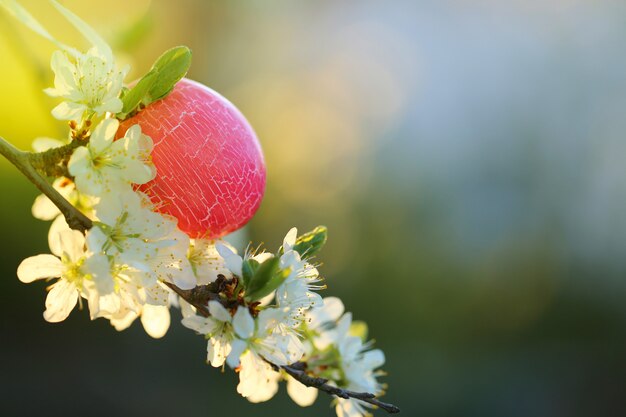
[117, 78, 266, 238]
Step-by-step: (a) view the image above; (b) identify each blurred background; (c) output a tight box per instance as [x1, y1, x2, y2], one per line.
[1, 0, 626, 416]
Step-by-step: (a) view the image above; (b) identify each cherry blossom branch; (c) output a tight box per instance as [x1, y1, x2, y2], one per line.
[166, 281, 400, 414]
[0, 135, 93, 232]
[278, 362, 400, 414]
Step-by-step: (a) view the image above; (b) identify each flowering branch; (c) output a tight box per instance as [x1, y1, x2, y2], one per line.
[0, 135, 93, 232]
[279, 362, 401, 414]
[2, 3, 398, 416]
[167, 280, 401, 415]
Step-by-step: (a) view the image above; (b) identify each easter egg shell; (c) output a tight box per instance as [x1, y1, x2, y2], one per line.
[117, 78, 266, 239]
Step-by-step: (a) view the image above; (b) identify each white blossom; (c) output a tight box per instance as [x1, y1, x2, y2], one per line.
[17, 229, 87, 322]
[87, 189, 176, 282]
[328, 313, 386, 417]
[180, 299, 236, 368]
[236, 349, 281, 403]
[45, 48, 128, 122]
[188, 239, 231, 285]
[228, 307, 305, 403]
[68, 119, 155, 195]
[276, 228, 324, 325]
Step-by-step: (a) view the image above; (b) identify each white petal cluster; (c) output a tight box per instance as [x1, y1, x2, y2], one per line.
[21, 137, 185, 339]
[45, 49, 128, 122]
[277, 228, 324, 326]
[288, 297, 387, 417]
[179, 229, 331, 401]
[68, 119, 155, 195]
[18, 229, 87, 322]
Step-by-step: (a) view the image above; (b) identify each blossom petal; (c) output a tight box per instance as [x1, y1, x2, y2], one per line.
[208, 301, 232, 323]
[17, 254, 63, 283]
[287, 376, 318, 407]
[237, 351, 280, 403]
[90, 118, 118, 154]
[48, 51, 76, 96]
[32, 194, 60, 221]
[141, 304, 170, 339]
[51, 101, 85, 121]
[216, 243, 243, 277]
[207, 330, 232, 367]
[181, 315, 217, 335]
[59, 229, 85, 263]
[232, 307, 254, 339]
[361, 349, 385, 369]
[48, 216, 70, 257]
[43, 279, 78, 322]
[283, 227, 297, 251]
[226, 338, 247, 368]
[93, 97, 122, 115]
[83, 253, 114, 295]
[335, 398, 367, 417]
[109, 308, 138, 331]
[308, 296, 345, 329]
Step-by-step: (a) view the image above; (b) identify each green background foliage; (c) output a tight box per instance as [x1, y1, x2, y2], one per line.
[1, 1, 626, 416]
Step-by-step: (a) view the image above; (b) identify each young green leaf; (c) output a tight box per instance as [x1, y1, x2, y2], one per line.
[147, 46, 192, 100]
[118, 69, 158, 117]
[246, 266, 291, 303]
[244, 257, 289, 302]
[117, 46, 192, 119]
[241, 258, 260, 288]
[292, 225, 328, 257]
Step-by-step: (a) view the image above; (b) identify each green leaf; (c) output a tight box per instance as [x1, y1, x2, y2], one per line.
[147, 45, 192, 101]
[241, 258, 260, 287]
[245, 257, 290, 302]
[117, 46, 192, 119]
[250, 266, 291, 302]
[119, 69, 158, 117]
[292, 226, 328, 257]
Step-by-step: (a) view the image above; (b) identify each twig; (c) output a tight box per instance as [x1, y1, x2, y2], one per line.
[28, 138, 87, 177]
[163, 281, 224, 317]
[0, 136, 92, 232]
[279, 362, 400, 414]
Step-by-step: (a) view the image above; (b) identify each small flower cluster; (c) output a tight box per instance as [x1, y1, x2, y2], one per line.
[5, 1, 393, 415]
[181, 232, 386, 415]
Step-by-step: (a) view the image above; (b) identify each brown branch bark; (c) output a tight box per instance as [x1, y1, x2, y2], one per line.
[163, 281, 222, 317]
[278, 362, 400, 414]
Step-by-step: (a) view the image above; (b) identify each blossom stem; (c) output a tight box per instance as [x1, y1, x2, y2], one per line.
[0, 135, 92, 232]
[279, 362, 401, 414]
